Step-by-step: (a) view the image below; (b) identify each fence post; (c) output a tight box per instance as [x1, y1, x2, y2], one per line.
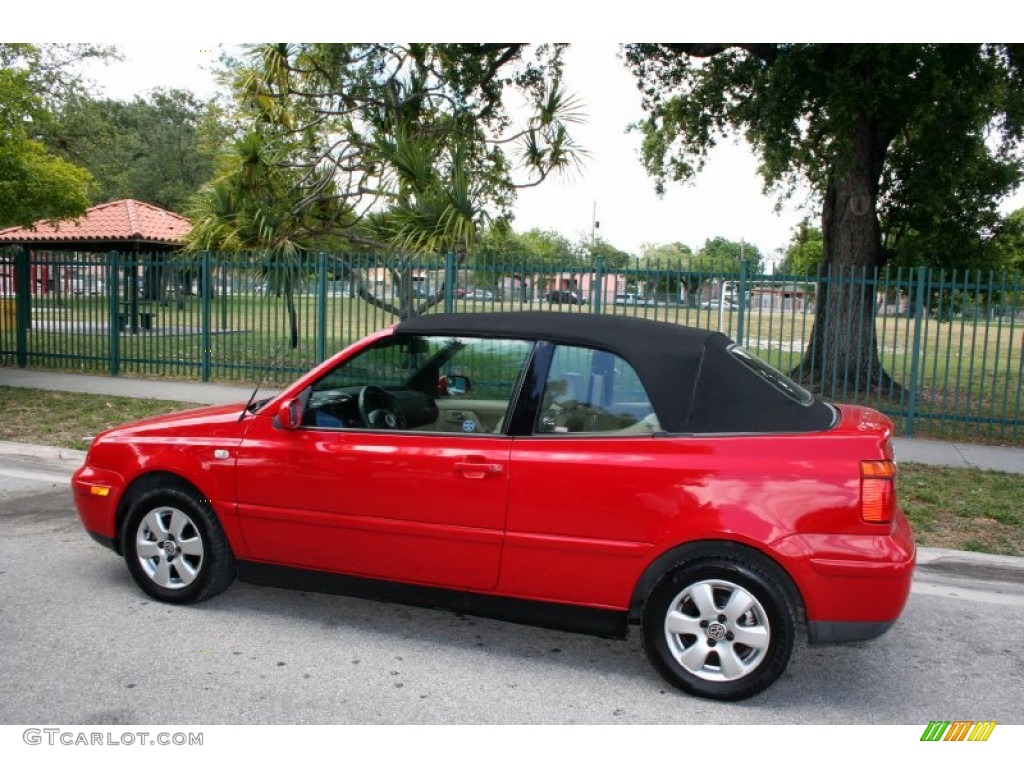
[316, 251, 328, 363]
[736, 258, 748, 346]
[905, 265, 927, 437]
[444, 252, 456, 314]
[106, 251, 120, 376]
[201, 251, 212, 382]
[220, 254, 229, 331]
[591, 255, 604, 314]
[14, 247, 30, 368]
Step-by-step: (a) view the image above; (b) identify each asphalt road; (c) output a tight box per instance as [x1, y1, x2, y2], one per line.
[1, 455, 1022, 725]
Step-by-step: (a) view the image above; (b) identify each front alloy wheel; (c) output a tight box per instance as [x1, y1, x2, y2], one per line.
[135, 506, 205, 590]
[122, 486, 235, 604]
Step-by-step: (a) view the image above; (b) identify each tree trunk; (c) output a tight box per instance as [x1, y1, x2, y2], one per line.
[791, 117, 904, 398]
[285, 284, 298, 349]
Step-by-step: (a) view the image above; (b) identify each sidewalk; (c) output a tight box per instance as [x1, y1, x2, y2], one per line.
[0, 367, 273, 406]
[2, 367, 1021, 474]
[891, 437, 1024, 474]
[1, 367, 1021, 584]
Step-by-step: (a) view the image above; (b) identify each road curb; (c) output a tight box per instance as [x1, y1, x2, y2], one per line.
[0, 440, 86, 467]
[915, 547, 1024, 584]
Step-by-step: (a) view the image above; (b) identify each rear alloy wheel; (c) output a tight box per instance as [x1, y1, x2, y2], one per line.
[122, 486, 235, 604]
[642, 556, 795, 700]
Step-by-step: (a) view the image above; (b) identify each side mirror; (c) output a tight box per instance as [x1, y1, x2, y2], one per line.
[446, 374, 472, 396]
[275, 398, 303, 430]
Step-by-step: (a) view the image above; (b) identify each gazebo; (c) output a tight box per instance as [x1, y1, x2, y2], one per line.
[0, 198, 191, 252]
[0, 199, 192, 332]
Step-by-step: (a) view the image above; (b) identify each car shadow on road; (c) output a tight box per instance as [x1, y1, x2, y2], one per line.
[88, 561, 936, 722]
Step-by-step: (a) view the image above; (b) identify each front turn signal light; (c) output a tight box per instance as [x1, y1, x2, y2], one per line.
[88, 485, 112, 497]
[860, 460, 895, 524]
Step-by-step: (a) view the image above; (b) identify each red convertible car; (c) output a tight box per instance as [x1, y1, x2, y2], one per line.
[73, 312, 915, 700]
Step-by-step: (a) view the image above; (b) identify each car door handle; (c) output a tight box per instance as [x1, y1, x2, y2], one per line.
[454, 460, 504, 478]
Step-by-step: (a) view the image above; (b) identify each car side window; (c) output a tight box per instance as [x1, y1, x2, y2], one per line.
[428, 336, 533, 434]
[303, 334, 532, 434]
[534, 345, 660, 435]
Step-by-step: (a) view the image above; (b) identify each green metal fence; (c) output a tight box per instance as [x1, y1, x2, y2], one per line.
[1, 249, 1021, 442]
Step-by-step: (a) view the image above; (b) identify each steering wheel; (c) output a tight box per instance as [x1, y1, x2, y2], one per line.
[357, 385, 407, 430]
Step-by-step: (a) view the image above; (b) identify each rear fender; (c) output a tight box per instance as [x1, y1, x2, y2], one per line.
[627, 540, 804, 625]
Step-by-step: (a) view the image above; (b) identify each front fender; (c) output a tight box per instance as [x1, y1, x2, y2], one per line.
[80, 437, 247, 557]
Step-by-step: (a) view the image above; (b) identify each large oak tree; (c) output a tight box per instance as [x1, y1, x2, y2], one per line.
[626, 44, 1024, 395]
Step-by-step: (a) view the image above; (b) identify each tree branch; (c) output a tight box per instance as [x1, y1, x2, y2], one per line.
[659, 43, 779, 63]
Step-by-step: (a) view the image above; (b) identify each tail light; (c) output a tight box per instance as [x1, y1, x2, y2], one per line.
[860, 460, 896, 524]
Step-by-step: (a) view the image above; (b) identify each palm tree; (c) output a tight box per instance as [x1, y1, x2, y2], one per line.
[187, 44, 587, 326]
[186, 131, 348, 346]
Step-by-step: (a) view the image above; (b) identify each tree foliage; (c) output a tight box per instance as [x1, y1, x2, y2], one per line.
[641, 241, 692, 262]
[196, 44, 584, 252]
[626, 44, 1024, 394]
[779, 224, 824, 274]
[639, 237, 761, 272]
[474, 226, 633, 270]
[636, 237, 763, 302]
[185, 127, 351, 346]
[697, 235, 763, 273]
[475, 226, 582, 268]
[188, 44, 586, 322]
[44, 89, 230, 213]
[0, 44, 111, 228]
[989, 208, 1024, 275]
[587, 236, 634, 269]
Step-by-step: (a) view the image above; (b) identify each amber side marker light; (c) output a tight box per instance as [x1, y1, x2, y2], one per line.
[88, 485, 111, 497]
[861, 460, 896, 523]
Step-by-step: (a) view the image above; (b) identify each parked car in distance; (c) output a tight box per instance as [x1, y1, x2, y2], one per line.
[545, 289, 586, 305]
[464, 289, 495, 301]
[72, 312, 915, 701]
[613, 292, 656, 306]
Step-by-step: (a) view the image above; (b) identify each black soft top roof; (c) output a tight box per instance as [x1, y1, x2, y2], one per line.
[395, 311, 834, 434]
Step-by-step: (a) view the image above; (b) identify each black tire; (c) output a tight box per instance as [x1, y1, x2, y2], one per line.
[122, 486, 235, 604]
[641, 553, 796, 700]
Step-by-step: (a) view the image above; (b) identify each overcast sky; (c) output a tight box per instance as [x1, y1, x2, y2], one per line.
[38, 3, 1024, 262]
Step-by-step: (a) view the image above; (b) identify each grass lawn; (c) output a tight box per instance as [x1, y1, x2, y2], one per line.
[897, 462, 1023, 557]
[0, 386, 197, 451]
[1, 385, 1020, 556]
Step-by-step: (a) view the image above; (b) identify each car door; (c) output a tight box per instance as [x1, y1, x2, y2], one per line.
[234, 334, 532, 591]
[499, 343, 673, 608]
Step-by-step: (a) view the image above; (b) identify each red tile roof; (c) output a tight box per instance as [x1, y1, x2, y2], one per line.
[0, 199, 191, 246]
